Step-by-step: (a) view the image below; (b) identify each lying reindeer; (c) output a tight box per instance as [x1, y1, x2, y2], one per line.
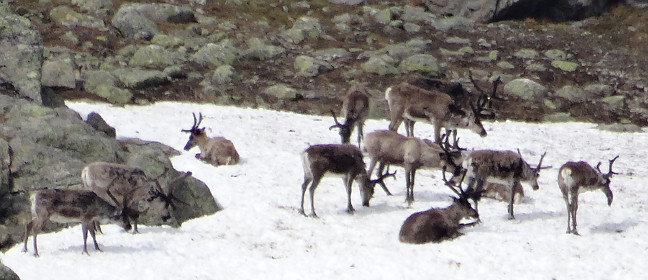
[23, 188, 133, 256]
[399, 171, 479, 244]
[299, 144, 395, 217]
[182, 112, 240, 166]
[558, 156, 618, 235]
[82, 162, 189, 233]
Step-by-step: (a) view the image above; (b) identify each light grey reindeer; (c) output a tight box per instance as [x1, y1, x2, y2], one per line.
[399, 171, 479, 244]
[300, 144, 395, 217]
[82, 162, 189, 233]
[463, 149, 547, 219]
[558, 156, 618, 235]
[364, 130, 464, 206]
[385, 82, 488, 144]
[23, 188, 133, 256]
[330, 83, 371, 147]
[182, 112, 240, 166]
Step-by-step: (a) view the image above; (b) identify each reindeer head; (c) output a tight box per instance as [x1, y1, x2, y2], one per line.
[520, 150, 547, 191]
[181, 113, 206, 151]
[357, 170, 396, 207]
[329, 110, 353, 144]
[443, 169, 480, 220]
[596, 155, 619, 206]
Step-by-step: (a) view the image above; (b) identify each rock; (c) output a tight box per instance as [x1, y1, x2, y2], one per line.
[544, 49, 567, 60]
[328, 0, 366, 4]
[111, 3, 197, 40]
[0, 5, 43, 103]
[311, 48, 352, 62]
[551, 60, 579, 72]
[0, 263, 20, 280]
[584, 83, 615, 98]
[241, 38, 286, 60]
[192, 41, 239, 67]
[596, 123, 642, 132]
[280, 16, 325, 44]
[294, 55, 333, 77]
[503, 78, 548, 101]
[86, 112, 116, 138]
[556, 85, 587, 103]
[361, 55, 399, 76]
[514, 48, 539, 59]
[433, 16, 474, 33]
[49, 5, 107, 30]
[41, 47, 77, 89]
[599, 95, 625, 111]
[212, 65, 237, 84]
[129, 45, 185, 69]
[263, 84, 298, 100]
[398, 54, 442, 76]
[112, 68, 168, 90]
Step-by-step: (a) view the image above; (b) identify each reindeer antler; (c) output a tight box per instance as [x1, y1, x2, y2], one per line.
[181, 113, 204, 133]
[468, 71, 502, 119]
[600, 155, 620, 178]
[371, 169, 397, 195]
[329, 110, 349, 130]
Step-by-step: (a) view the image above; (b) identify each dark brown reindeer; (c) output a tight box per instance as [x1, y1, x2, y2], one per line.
[399, 171, 479, 244]
[558, 156, 618, 235]
[385, 82, 488, 144]
[82, 162, 189, 233]
[299, 144, 395, 217]
[23, 188, 133, 256]
[364, 130, 464, 206]
[182, 112, 240, 166]
[330, 83, 371, 147]
[463, 149, 547, 220]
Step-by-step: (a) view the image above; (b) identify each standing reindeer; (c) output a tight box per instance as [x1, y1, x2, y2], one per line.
[182, 112, 239, 166]
[82, 162, 189, 233]
[299, 144, 395, 217]
[330, 83, 371, 147]
[23, 188, 133, 256]
[385, 82, 488, 144]
[399, 171, 479, 244]
[558, 156, 618, 235]
[463, 149, 547, 219]
[364, 130, 463, 206]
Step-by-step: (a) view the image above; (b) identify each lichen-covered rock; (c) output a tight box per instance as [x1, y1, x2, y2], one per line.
[212, 65, 237, 84]
[280, 16, 325, 44]
[192, 41, 239, 66]
[294, 55, 333, 77]
[551, 60, 579, 72]
[361, 55, 399, 76]
[398, 54, 441, 76]
[556, 85, 587, 103]
[50, 5, 107, 30]
[129, 45, 185, 68]
[0, 6, 43, 103]
[0, 263, 20, 280]
[263, 84, 298, 100]
[111, 3, 196, 40]
[503, 78, 548, 101]
[112, 68, 168, 89]
[241, 38, 286, 60]
[41, 47, 76, 89]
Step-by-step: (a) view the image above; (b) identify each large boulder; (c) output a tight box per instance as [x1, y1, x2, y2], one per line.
[423, 0, 613, 23]
[0, 5, 43, 103]
[0, 262, 20, 280]
[0, 93, 221, 251]
[111, 3, 196, 40]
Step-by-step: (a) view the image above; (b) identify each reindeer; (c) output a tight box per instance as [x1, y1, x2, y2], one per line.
[182, 112, 239, 166]
[330, 83, 371, 147]
[22, 188, 133, 256]
[385, 82, 488, 144]
[299, 144, 395, 217]
[399, 171, 479, 244]
[558, 156, 618, 235]
[364, 130, 464, 206]
[463, 149, 547, 220]
[82, 162, 189, 233]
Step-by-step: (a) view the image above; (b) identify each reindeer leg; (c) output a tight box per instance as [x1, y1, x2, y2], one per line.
[309, 177, 322, 218]
[81, 224, 90, 255]
[22, 220, 33, 253]
[88, 223, 102, 252]
[570, 193, 580, 235]
[344, 175, 355, 214]
[562, 190, 571, 234]
[507, 180, 518, 220]
[300, 177, 312, 216]
[357, 122, 364, 148]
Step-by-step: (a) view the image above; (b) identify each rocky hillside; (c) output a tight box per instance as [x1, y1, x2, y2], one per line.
[0, 0, 647, 126]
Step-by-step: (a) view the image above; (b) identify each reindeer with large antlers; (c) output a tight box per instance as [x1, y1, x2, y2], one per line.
[558, 156, 619, 235]
[364, 130, 464, 206]
[385, 82, 488, 144]
[182, 112, 239, 166]
[299, 144, 395, 217]
[330, 83, 371, 147]
[463, 149, 547, 220]
[399, 170, 479, 244]
[82, 162, 190, 233]
[23, 188, 133, 256]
